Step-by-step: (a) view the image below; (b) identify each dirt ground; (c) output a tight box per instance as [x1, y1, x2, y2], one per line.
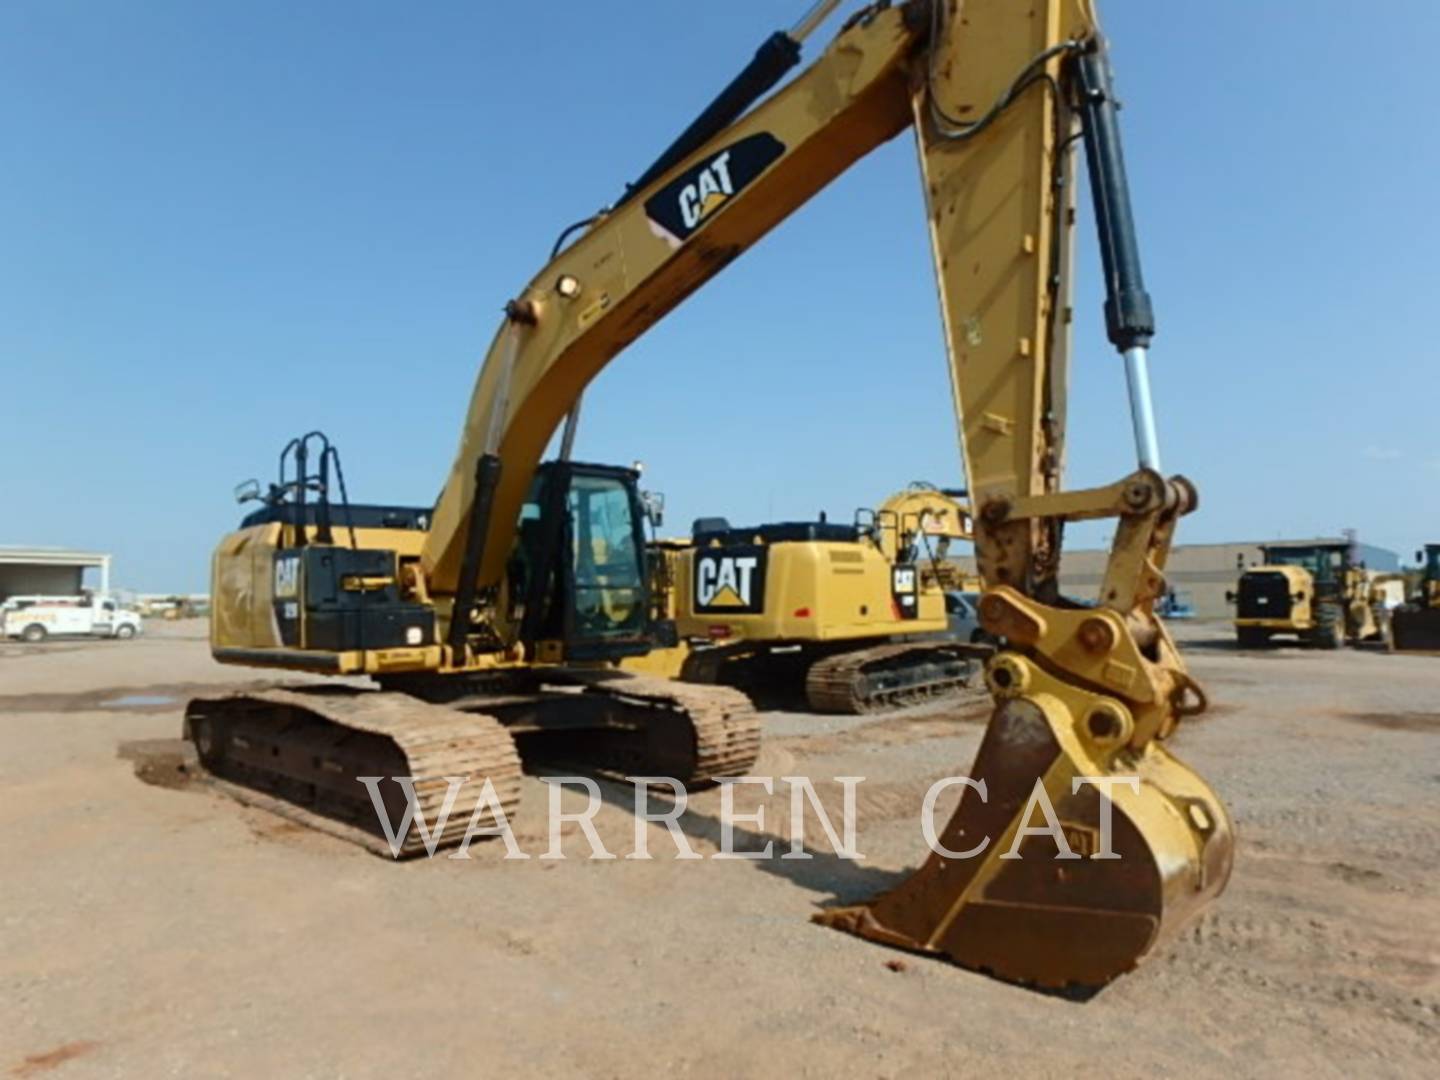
[1, 620, 1436, 1078]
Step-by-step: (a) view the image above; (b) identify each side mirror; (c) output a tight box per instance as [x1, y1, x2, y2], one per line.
[1293, 592, 1306, 603]
[1224, 590, 1236, 604]
[641, 490, 665, 529]
[1236, 554, 1246, 571]
[234, 479, 262, 505]
[1418, 550, 1425, 564]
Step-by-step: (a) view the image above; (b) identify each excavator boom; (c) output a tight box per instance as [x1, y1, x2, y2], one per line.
[422, 2, 930, 622]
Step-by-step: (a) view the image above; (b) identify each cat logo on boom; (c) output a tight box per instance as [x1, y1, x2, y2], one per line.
[694, 546, 767, 614]
[645, 133, 786, 248]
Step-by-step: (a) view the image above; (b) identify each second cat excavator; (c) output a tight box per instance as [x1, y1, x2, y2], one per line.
[648, 484, 986, 713]
[182, 0, 1232, 988]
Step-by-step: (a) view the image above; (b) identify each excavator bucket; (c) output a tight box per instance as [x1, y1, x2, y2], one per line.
[1391, 606, 1440, 653]
[816, 681, 1233, 988]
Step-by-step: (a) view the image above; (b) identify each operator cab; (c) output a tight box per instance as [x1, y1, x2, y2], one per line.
[512, 461, 653, 661]
[1259, 542, 1350, 584]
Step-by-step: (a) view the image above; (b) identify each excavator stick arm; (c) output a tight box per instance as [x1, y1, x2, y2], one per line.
[813, 0, 1233, 986]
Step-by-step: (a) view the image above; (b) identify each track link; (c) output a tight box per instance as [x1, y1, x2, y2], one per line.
[184, 687, 522, 858]
[185, 672, 760, 857]
[560, 672, 762, 782]
[805, 643, 985, 714]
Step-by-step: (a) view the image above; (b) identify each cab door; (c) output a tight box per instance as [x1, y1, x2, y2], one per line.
[564, 470, 649, 656]
[512, 463, 651, 662]
[93, 600, 117, 636]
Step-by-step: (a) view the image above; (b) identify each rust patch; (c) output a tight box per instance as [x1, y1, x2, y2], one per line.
[11, 1041, 101, 1077]
[1341, 711, 1440, 734]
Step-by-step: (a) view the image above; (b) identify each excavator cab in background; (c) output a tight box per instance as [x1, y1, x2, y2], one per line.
[1391, 543, 1440, 652]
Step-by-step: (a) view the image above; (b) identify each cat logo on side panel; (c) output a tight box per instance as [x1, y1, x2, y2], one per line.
[694, 547, 767, 614]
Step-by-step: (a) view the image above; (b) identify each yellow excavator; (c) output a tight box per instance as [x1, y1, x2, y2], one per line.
[185, 0, 1232, 988]
[652, 483, 987, 712]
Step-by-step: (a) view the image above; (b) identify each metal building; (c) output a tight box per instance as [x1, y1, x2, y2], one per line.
[954, 538, 1400, 619]
[0, 547, 112, 600]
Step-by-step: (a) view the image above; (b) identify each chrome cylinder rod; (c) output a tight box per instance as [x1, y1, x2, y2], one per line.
[789, 0, 844, 43]
[559, 395, 583, 461]
[1123, 345, 1162, 472]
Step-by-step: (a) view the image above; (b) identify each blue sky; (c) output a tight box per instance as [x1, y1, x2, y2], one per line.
[2, 1, 1436, 592]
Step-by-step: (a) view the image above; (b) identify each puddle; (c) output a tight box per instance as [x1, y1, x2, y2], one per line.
[0, 680, 273, 715]
[100, 694, 176, 708]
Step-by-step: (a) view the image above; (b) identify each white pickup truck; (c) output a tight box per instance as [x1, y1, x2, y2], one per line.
[1, 595, 144, 642]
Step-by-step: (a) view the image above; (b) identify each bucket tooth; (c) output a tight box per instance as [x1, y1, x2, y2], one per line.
[815, 689, 1233, 988]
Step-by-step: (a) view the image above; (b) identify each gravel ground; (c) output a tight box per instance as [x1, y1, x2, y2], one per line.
[1, 620, 1436, 1078]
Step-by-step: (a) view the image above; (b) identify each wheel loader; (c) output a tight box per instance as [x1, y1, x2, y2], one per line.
[643, 484, 990, 713]
[179, 0, 1232, 988]
[1230, 540, 1387, 649]
[1391, 543, 1440, 652]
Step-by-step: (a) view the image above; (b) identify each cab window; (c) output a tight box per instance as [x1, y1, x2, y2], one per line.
[567, 475, 645, 641]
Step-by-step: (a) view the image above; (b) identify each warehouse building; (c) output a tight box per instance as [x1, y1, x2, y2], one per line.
[954, 538, 1399, 619]
[0, 547, 112, 600]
